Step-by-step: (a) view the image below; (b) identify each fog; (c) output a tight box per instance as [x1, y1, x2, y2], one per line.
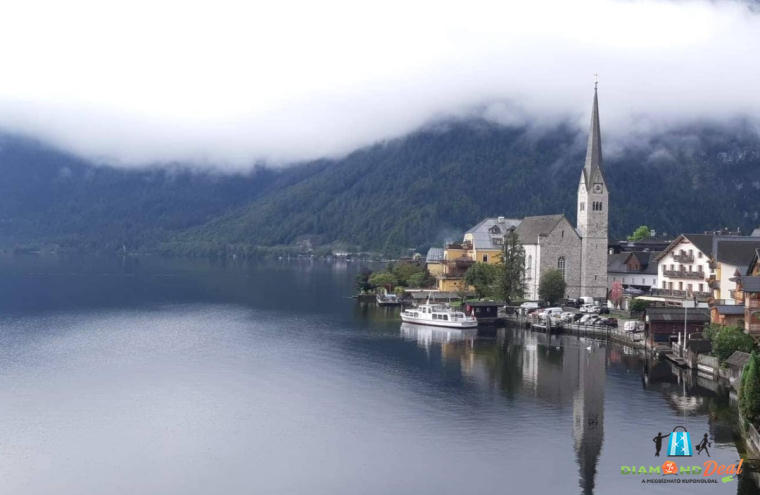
[0, 0, 759, 169]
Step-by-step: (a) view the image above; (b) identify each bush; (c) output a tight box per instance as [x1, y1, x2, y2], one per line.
[740, 352, 760, 422]
[710, 325, 754, 363]
[629, 299, 650, 312]
[464, 263, 499, 299]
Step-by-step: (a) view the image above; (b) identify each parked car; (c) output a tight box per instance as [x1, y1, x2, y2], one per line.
[560, 312, 575, 322]
[572, 313, 585, 322]
[598, 306, 610, 314]
[563, 298, 582, 309]
[579, 314, 597, 324]
[606, 317, 618, 328]
[581, 304, 600, 314]
[579, 296, 594, 306]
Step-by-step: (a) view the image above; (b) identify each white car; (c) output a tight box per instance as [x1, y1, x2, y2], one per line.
[560, 312, 575, 322]
[581, 304, 600, 314]
[579, 314, 598, 324]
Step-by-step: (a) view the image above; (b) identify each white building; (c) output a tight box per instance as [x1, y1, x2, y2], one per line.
[652, 233, 760, 303]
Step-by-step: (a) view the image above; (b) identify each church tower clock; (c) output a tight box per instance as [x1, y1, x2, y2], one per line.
[577, 81, 609, 299]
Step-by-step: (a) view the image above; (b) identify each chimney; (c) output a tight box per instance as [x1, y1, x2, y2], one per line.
[498, 216, 505, 224]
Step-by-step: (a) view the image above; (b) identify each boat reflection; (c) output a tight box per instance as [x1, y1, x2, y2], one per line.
[400, 322, 477, 348]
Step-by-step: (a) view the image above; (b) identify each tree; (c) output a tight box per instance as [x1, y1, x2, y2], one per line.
[368, 271, 398, 289]
[496, 230, 527, 305]
[740, 352, 760, 423]
[539, 269, 567, 306]
[629, 298, 650, 312]
[710, 325, 754, 363]
[407, 271, 428, 288]
[355, 268, 373, 293]
[465, 262, 498, 299]
[610, 281, 623, 309]
[392, 262, 424, 287]
[627, 225, 651, 241]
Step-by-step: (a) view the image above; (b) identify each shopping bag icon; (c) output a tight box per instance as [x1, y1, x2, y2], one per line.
[667, 426, 693, 457]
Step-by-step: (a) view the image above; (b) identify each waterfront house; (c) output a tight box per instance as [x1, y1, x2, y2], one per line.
[644, 306, 710, 346]
[607, 251, 660, 294]
[740, 275, 760, 342]
[436, 217, 520, 292]
[651, 233, 760, 305]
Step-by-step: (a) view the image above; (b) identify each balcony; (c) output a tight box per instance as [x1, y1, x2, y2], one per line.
[673, 253, 694, 263]
[650, 288, 711, 300]
[446, 256, 475, 268]
[437, 273, 465, 280]
[709, 279, 720, 290]
[662, 269, 705, 279]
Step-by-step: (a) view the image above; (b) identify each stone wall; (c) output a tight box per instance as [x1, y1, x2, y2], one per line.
[537, 217, 582, 299]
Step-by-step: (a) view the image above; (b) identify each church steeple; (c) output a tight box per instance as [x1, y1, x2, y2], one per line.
[582, 84, 604, 188]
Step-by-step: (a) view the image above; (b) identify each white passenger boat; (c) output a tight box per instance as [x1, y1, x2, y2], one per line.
[400, 302, 477, 328]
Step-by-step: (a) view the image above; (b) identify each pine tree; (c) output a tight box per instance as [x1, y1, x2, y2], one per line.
[496, 231, 526, 305]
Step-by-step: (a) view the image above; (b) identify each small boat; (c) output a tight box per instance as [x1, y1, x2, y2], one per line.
[401, 302, 477, 328]
[376, 292, 401, 306]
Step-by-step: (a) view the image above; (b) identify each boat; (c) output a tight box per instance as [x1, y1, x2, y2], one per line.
[400, 302, 477, 328]
[376, 292, 401, 306]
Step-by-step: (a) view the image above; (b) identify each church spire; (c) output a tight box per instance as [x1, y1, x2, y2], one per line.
[582, 81, 604, 188]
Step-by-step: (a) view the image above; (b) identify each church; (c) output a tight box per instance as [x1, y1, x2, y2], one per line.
[435, 85, 609, 301]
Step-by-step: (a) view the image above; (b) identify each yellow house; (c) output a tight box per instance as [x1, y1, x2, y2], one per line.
[436, 217, 522, 292]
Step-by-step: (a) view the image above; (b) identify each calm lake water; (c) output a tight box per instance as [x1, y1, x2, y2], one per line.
[0, 254, 758, 495]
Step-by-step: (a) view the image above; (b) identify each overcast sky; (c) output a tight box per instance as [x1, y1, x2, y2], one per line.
[0, 0, 758, 169]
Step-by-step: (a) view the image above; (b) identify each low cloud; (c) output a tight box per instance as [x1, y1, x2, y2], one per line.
[0, 0, 759, 169]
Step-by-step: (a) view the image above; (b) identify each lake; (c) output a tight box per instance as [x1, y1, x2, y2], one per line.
[0, 254, 757, 494]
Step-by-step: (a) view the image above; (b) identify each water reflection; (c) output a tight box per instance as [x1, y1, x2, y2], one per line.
[400, 323, 477, 348]
[401, 325, 759, 494]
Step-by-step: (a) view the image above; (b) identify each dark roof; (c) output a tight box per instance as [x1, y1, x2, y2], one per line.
[646, 307, 710, 323]
[715, 240, 760, 267]
[715, 305, 746, 315]
[514, 214, 566, 244]
[685, 234, 715, 257]
[742, 276, 760, 293]
[607, 251, 660, 275]
[607, 252, 629, 272]
[726, 351, 752, 369]
[465, 301, 503, 307]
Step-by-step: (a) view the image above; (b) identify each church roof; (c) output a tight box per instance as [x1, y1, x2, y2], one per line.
[582, 87, 605, 188]
[514, 214, 568, 245]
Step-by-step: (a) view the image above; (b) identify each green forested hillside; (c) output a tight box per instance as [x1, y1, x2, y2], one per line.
[1, 120, 759, 256]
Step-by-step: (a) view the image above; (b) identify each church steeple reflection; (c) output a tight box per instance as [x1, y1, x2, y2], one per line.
[571, 343, 605, 495]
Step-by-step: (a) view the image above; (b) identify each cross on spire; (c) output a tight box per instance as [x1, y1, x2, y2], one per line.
[593, 73, 599, 90]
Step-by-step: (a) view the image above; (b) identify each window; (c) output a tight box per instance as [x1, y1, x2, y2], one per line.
[482, 254, 488, 262]
[580, 202, 585, 211]
[493, 238, 503, 246]
[558, 257, 566, 279]
[699, 283, 703, 292]
[662, 281, 666, 288]
[623, 277, 626, 284]
[698, 252, 702, 258]
[489, 225, 501, 234]
[527, 255, 532, 270]
[679, 282, 683, 290]
[561, 230, 564, 238]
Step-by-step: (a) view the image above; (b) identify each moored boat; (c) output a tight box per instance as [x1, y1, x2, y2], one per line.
[401, 302, 477, 328]
[376, 293, 401, 306]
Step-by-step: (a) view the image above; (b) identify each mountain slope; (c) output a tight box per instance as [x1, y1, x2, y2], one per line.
[176, 121, 760, 253]
[1, 121, 759, 255]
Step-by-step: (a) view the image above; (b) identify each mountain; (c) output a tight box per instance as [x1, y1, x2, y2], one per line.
[1, 120, 759, 256]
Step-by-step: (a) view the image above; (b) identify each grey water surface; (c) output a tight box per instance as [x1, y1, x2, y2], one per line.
[0, 255, 756, 494]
